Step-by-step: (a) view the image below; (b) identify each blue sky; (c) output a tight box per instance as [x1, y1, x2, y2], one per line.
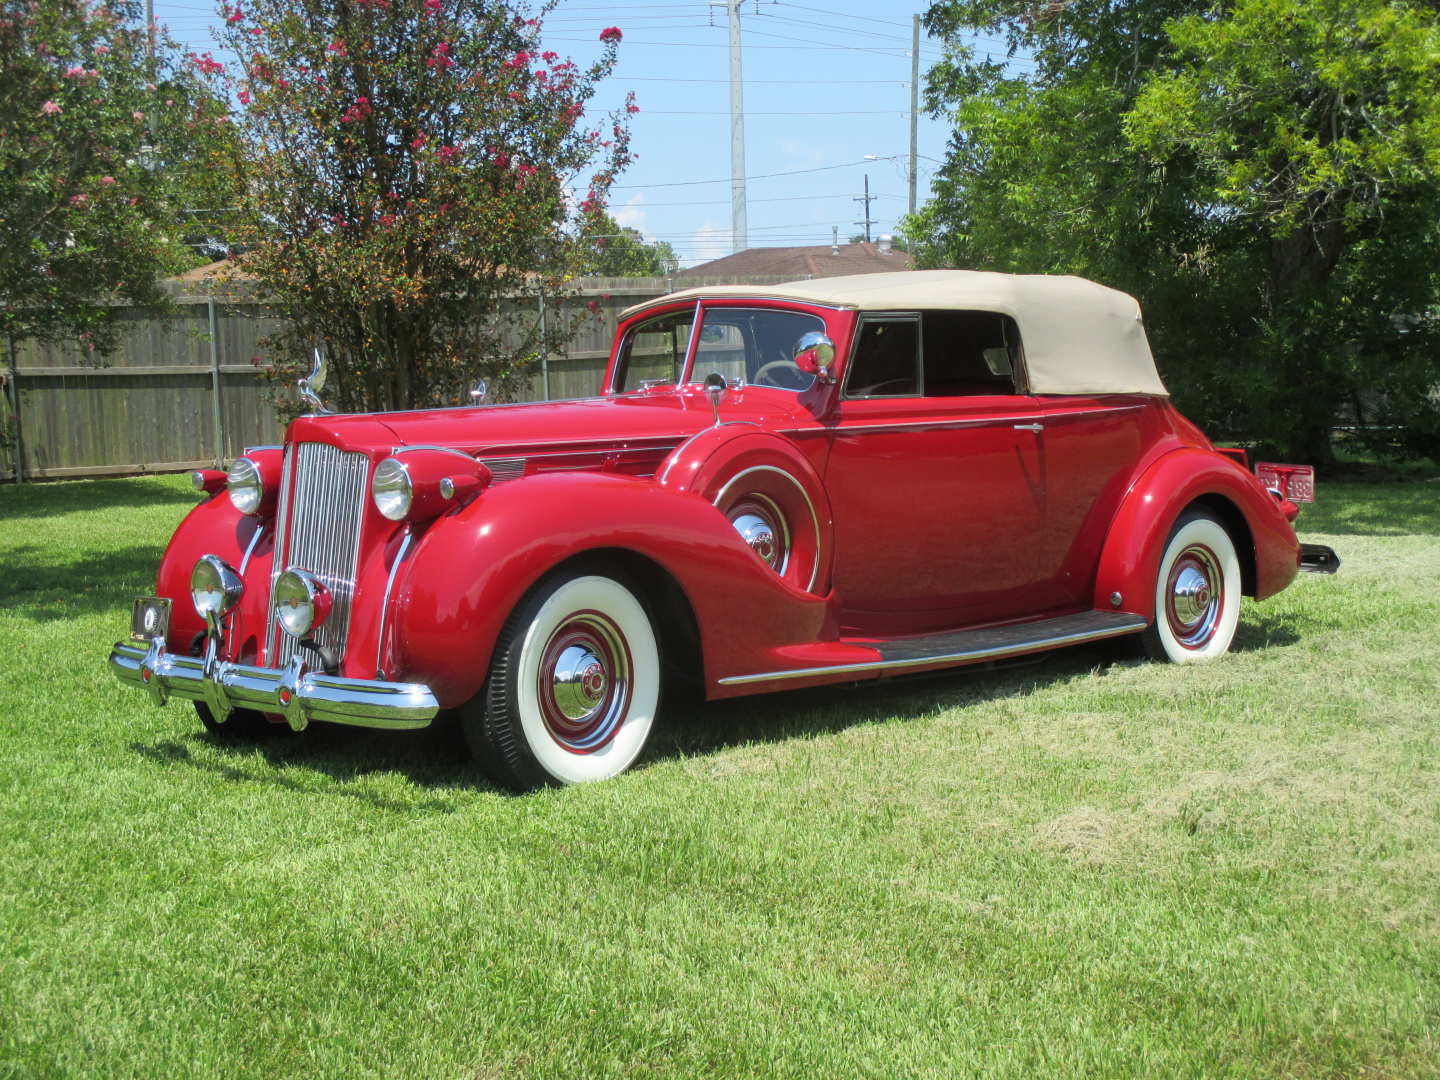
[153, 0, 1029, 266]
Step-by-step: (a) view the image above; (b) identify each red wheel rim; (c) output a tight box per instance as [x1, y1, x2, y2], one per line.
[1165, 544, 1223, 649]
[535, 610, 632, 754]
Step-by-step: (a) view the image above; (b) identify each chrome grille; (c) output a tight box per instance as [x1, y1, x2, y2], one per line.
[267, 442, 370, 668]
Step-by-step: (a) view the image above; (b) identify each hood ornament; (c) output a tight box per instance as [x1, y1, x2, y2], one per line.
[469, 378, 488, 406]
[298, 345, 334, 414]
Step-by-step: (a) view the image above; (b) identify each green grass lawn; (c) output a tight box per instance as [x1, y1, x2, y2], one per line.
[1, 474, 1437, 1078]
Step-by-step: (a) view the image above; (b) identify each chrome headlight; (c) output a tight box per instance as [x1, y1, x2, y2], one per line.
[273, 568, 332, 639]
[190, 555, 243, 624]
[226, 457, 265, 515]
[371, 457, 412, 521]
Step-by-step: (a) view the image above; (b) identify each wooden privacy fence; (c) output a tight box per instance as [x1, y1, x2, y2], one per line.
[0, 274, 798, 482]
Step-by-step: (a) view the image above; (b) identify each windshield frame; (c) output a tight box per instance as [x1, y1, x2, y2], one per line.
[683, 303, 828, 395]
[610, 302, 701, 394]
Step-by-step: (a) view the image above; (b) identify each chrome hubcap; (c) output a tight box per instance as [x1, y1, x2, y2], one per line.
[1166, 545, 1223, 649]
[537, 613, 632, 754]
[552, 645, 608, 720]
[732, 512, 778, 567]
[727, 495, 789, 575]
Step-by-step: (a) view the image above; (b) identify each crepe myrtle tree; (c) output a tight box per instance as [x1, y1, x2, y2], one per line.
[208, 0, 636, 412]
[0, 0, 237, 350]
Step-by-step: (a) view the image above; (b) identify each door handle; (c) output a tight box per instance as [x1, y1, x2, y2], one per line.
[1012, 423, 1044, 433]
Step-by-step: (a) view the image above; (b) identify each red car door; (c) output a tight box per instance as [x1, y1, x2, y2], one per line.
[824, 312, 1057, 633]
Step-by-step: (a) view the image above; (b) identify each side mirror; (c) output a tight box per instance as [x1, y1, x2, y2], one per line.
[703, 371, 726, 425]
[792, 331, 836, 383]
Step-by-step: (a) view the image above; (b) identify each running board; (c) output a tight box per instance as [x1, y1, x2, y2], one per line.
[718, 610, 1148, 687]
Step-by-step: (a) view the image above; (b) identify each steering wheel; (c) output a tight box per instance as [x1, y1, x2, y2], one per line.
[752, 357, 809, 389]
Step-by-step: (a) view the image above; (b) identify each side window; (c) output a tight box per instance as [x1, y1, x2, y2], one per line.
[844, 317, 920, 398]
[613, 308, 695, 392]
[922, 311, 1024, 396]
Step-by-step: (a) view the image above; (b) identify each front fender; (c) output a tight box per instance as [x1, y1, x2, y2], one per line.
[1092, 448, 1299, 620]
[390, 471, 834, 707]
[154, 493, 271, 661]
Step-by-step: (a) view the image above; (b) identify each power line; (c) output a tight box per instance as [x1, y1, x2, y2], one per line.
[610, 156, 892, 190]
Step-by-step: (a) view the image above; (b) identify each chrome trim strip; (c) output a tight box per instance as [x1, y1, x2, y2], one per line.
[834, 415, 1047, 435]
[713, 464, 822, 592]
[657, 421, 761, 486]
[390, 444, 480, 460]
[109, 640, 438, 731]
[716, 615, 1148, 686]
[374, 527, 414, 678]
[237, 520, 266, 577]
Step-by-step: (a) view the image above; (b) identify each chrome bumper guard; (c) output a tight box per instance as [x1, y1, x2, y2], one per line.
[109, 638, 439, 732]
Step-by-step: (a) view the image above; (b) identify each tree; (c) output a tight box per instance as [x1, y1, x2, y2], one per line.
[580, 211, 678, 277]
[914, 0, 1440, 461]
[207, 0, 635, 411]
[0, 0, 236, 350]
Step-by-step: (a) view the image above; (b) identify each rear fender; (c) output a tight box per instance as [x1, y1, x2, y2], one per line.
[1093, 448, 1299, 620]
[659, 425, 834, 594]
[390, 471, 833, 707]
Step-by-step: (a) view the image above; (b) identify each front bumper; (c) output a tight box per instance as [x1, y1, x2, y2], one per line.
[109, 638, 440, 732]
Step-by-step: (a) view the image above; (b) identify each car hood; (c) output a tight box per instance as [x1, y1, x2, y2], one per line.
[285, 387, 813, 459]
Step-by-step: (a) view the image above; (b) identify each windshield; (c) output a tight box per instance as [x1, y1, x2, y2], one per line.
[613, 307, 696, 392]
[690, 307, 824, 392]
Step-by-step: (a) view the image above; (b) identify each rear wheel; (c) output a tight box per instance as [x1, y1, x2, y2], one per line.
[463, 572, 661, 790]
[1142, 510, 1242, 663]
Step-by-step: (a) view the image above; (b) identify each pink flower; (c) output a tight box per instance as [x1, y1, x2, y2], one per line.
[225, 5, 244, 23]
[132, 110, 143, 120]
[379, 213, 397, 227]
[100, 175, 115, 185]
[424, 0, 440, 11]
[237, 90, 250, 105]
[95, 44, 110, 55]
[586, 299, 599, 314]
[599, 26, 622, 43]
[165, 98, 174, 106]
[64, 64, 85, 78]
[409, 134, 428, 150]
[327, 39, 346, 54]
[437, 144, 458, 162]
[427, 41, 454, 70]
[40, 100, 61, 115]
[69, 193, 87, 206]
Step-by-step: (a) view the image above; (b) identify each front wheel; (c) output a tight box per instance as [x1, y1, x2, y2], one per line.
[1142, 510, 1242, 663]
[462, 572, 661, 790]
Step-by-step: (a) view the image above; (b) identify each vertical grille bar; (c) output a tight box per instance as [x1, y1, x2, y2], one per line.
[267, 442, 370, 669]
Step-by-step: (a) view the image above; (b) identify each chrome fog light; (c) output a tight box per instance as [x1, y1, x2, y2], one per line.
[226, 457, 265, 515]
[273, 568, 332, 639]
[190, 555, 243, 626]
[371, 457, 413, 521]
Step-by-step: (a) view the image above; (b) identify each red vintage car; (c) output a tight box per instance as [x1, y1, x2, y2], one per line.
[110, 271, 1338, 789]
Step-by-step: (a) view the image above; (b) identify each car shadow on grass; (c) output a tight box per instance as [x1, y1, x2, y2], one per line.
[130, 714, 491, 806]
[127, 623, 1307, 798]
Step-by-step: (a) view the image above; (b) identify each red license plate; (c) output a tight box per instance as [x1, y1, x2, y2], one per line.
[1255, 462, 1315, 502]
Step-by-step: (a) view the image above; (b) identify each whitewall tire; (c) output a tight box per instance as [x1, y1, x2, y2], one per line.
[1142, 510, 1242, 664]
[463, 572, 661, 790]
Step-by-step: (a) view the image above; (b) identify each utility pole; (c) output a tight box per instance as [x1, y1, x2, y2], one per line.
[853, 174, 877, 243]
[909, 14, 920, 217]
[145, 0, 155, 59]
[710, 1, 749, 253]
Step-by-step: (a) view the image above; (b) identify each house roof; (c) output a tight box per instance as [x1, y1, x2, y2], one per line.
[622, 269, 1169, 398]
[676, 242, 914, 280]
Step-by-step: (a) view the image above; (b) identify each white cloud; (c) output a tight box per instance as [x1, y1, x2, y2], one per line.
[612, 193, 647, 232]
[682, 222, 732, 268]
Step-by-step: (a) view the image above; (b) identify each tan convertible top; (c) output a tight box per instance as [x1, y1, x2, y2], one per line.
[622, 269, 1169, 397]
